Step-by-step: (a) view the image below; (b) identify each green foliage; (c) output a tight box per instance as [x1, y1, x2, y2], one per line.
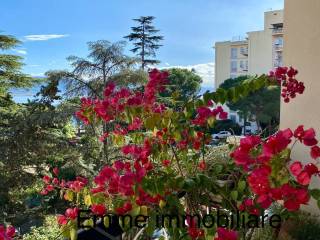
[124, 16, 164, 69]
[159, 68, 202, 107]
[22, 215, 61, 240]
[47, 40, 142, 99]
[219, 75, 280, 133]
[289, 212, 320, 240]
[0, 34, 39, 93]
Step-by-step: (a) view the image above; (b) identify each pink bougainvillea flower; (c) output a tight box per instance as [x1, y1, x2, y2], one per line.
[0, 225, 16, 240]
[91, 204, 106, 216]
[53, 167, 59, 176]
[99, 132, 109, 142]
[46, 184, 55, 192]
[281, 184, 310, 211]
[188, 227, 204, 240]
[302, 128, 318, 146]
[52, 178, 59, 185]
[65, 207, 79, 220]
[198, 160, 206, 171]
[294, 125, 318, 146]
[290, 161, 303, 176]
[103, 82, 115, 97]
[304, 163, 319, 176]
[162, 159, 171, 167]
[310, 145, 320, 159]
[42, 175, 51, 184]
[297, 171, 311, 185]
[128, 117, 143, 131]
[57, 215, 68, 225]
[214, 227, 238, 240]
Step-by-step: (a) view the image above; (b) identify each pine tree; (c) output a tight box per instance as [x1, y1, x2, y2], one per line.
[0, 34, 37, 99]
[125, 16, 163, 70]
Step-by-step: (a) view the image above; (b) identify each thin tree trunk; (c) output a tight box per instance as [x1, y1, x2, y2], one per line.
[141, 21, 145, 70]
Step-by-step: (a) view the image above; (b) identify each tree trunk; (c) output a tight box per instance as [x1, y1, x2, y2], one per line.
[141, 21, 145, 70]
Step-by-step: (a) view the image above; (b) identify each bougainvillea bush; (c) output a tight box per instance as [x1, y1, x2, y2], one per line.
[3, 66, 319, 240]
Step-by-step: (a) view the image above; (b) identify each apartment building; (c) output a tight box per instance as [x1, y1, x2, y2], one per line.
[214, 10, 283, 134]
[214, 10, 284, 88]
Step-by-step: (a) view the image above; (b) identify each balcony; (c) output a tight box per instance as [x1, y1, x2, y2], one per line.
[240, 48, 248, 56]
[272, 28, 283, 35]
[272, 23, 284, 35]
[274, 44, 283, 51]
[240, 65, 248, 72]
[274, 60, 283, 68]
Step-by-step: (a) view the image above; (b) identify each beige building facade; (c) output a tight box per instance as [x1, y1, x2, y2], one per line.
[281, 0, 320, 214]
[214, 10, 283, 88]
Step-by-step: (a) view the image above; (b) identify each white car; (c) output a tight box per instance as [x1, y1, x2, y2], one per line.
[212, 131, 232, 139]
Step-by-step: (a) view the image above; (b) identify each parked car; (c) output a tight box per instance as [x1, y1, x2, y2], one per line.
[212, 131, 232, 139]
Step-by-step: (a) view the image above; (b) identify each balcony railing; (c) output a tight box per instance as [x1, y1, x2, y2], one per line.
[274, 60, 283, 68]
[240, 48, 248, 56]
[273, 28, 283, 34]
[274, 44, 283, 51]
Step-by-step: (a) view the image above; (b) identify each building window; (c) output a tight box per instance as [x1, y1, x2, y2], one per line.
[274, 52, 283, 67]
[231, 48, 237, 59]
[231, 61, 237, 73]
[240, 60, 244, 69]
[240, 60, 248, 71]
[274, 37, 283, 47]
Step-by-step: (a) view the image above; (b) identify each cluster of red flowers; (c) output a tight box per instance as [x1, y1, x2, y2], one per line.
[154, 127, 209, 154]
[186, 217, 204, 240]
[188, 227, 204, 239]
[40, 166, 88, 196]
[0, 225, 15, 240]
[192, 105, 227, 126]
[144, 69, 168, 105]
[231, 125, 319, 212]
[177, 130, 209, 151]
[57, 208, 79, 225]
[269, 66, 305, 103]
[75, 69, 169, 125]
[214, 227, 238, 240]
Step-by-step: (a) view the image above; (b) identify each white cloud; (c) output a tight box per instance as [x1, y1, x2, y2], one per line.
[160, 62, 215, 89]
[14, 49, 27, 55]
[24, 34, 69, 41]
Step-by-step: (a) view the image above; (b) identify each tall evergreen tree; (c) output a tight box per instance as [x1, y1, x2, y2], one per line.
[125, 16, 163, 70]
[0, 34, 37, 100]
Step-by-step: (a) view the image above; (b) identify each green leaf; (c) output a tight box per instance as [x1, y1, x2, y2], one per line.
[213, 164, 223, 174]
[183, 178, 196, 190]
[207, 116, 215, 127]
[231, 190, 238, 201]
[310, 189, 320, 200]
[64, 190, 74, 202]
[104, 216, 110, 228]
[84, 194, 92, 206]
[130, 206, 141, 216]
[237, 181, 246, 193]
[145, 116, 156, 129]
[70, 227, 77, 240]
[82, 219, 94, 228]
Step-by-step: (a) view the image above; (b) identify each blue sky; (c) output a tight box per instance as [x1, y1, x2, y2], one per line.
[2, 0, 283, 98]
